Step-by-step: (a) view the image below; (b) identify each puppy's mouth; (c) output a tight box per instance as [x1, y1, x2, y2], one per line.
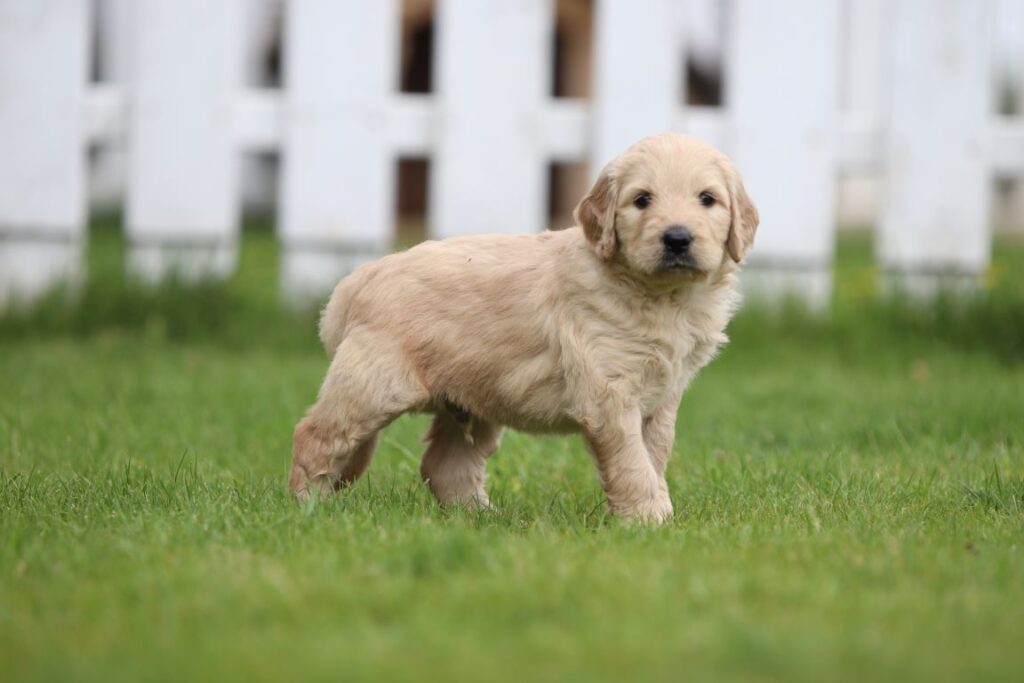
[658, 255, 702, 274]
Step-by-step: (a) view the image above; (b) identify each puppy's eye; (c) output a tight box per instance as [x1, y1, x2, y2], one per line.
[633, 192, 653, 210]
[699, 192, 716, 208]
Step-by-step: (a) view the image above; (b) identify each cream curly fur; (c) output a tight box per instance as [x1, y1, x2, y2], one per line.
[290, 133, 759, 523]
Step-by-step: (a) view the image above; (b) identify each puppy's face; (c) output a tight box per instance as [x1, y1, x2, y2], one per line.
[575, 134, 759, 281]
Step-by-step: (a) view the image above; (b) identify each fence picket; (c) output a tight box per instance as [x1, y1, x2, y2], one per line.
[591, 0, 680, 171]
[126, 0, 244, 282]
[879, 0, 994, 295]
[728, 0, 842, 307]
[0, 0, 88, 305]
[431, 0, 552, 237]
[279, 0, 400, 301]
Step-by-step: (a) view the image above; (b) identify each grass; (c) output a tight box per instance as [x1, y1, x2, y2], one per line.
[2, 218, 1023, 682]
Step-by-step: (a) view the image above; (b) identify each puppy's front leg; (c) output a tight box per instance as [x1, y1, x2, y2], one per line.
[584, 407, 673, 524]
[642, 398, 680, 478]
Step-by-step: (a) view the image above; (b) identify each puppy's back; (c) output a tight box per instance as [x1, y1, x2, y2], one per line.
[318, 230, 580, 359]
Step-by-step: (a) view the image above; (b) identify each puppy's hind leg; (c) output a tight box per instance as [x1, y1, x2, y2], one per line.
[335, 430, 379, 486]
[290, 335, 426, 498]
[420, 412, 503, 508]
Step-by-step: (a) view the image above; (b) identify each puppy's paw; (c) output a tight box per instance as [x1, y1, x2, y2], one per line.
[288, 462, 336, 501]
[288, 461, 311, 499]
[437, 490, 493, 511]
[615, 494, 674, 525]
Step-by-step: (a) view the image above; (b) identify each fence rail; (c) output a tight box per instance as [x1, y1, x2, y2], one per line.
[1, 0, 1022, 307]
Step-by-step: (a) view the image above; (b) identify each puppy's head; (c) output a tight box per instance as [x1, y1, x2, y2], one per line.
[574, 133, 759, 281]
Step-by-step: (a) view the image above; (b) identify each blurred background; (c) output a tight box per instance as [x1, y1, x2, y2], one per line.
[1, 0, 1022, 308]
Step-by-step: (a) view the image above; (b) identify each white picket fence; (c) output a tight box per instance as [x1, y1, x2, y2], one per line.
[1, 0, 1023, 307]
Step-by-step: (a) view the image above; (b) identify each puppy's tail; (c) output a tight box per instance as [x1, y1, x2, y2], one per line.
[318, 282, 349, 359]
[318, 260, 380, 358]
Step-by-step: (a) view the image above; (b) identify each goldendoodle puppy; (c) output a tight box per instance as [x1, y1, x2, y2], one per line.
[290, 133, 759, 523]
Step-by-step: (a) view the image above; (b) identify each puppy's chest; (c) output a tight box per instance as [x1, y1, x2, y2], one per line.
[612, 304, 727, 408]
[594, 316, 697, 386]
[635, 323, 699, 398]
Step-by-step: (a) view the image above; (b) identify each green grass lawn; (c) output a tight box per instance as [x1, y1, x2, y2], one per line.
[2, 220, 1023, 682]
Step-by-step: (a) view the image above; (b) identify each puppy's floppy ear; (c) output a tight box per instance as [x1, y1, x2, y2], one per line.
[725, 170, 760, 263]
[573, 167, 618, 261]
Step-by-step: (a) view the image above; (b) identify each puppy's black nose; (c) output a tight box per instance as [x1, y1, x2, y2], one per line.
[662, 226, 693, 255]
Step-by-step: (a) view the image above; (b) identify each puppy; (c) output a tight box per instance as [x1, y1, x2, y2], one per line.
[289, 133, 759, 523]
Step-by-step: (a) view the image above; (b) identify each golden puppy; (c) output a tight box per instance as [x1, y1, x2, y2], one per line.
[290, 133, 758, 523]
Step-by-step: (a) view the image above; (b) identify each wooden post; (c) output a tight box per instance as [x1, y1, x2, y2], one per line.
[279, 0, 400, 302]
[431, 0, 552, 237]
[0, 0, 88, 306]
[126, 0, 245, 282]
[728, 0, 842, 308]
[880, 0, 994, 296]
